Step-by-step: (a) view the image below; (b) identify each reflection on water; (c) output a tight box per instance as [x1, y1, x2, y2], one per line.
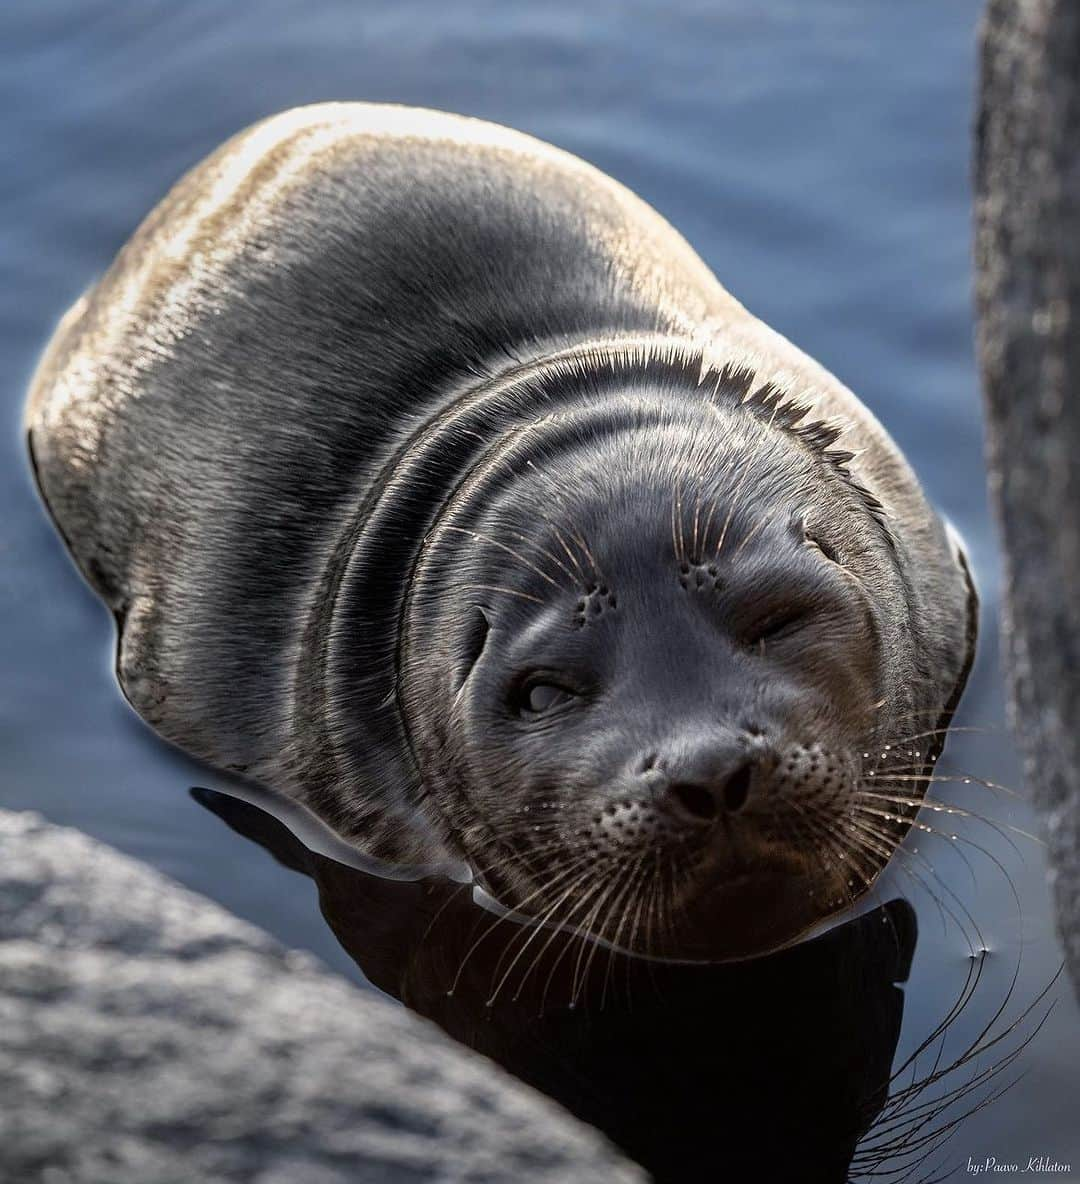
[195, 783, 1052, 1184]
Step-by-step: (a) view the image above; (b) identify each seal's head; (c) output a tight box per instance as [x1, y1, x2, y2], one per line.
[400, 360, 976, 961]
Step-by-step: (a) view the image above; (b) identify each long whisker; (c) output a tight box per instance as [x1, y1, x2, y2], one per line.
[861, 784, 1038, 850]
[714, 453, 754, 559]
[595, 854, 649, 1010]
[674, 476, 686, 564]
[854, 965, 1060, 1179]
[505, 528, 581, 586]
[691, 485, 703, 560]
[850, 809, 986, 952]
[870, 767, 1026, 803]
[449, 853, 594, 995]
[444, 525, 565, 589]
[569, 872, 625, 1007]
[715, 395, 784, 558]
[612, 863, 652, 1011]
[698, 492, 721, 557]
[886, 722, 1003, 742]
[786, 794, 880, 905]
[575, 874, 634, 1011]
[508, 885, 600, 1004]
[456, 583, 545, 604]
[564, 525, 604, 585]
[539, 876, 613, 1016]
[852, 813, 967, 943]
[542, 516, 590, 584]
[510, 865, 607, 1005]
[730, 509, 774, 559]
[485, 862, 598, 1007]
[671, 484, 683, 565]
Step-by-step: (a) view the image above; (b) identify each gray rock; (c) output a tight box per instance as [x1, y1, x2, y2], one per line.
[0, 810, 643, 1184]
[975, 0, 1080, 996]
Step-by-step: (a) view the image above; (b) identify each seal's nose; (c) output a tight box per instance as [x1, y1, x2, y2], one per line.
[647, 733, 770, 825]
[664, 764, 752, 822]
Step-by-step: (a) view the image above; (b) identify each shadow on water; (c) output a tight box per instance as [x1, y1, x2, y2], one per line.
[194, 783, 1053, 1184]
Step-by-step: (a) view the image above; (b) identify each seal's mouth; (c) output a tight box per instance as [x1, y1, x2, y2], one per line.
[468, 851, 896, 966]
[464, 802, 880, 965]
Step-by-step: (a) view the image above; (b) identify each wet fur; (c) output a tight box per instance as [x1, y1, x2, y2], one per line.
[25, 103, 975, 880]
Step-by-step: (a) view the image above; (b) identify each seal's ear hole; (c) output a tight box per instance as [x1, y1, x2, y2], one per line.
[804, 525, 841, 565]
[454, 606, 491, 693]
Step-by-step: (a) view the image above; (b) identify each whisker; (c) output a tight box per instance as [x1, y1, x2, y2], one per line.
[860, 785, 1038, 850]
[714, 453, 754, 559]
[543, 517, 590, 584]
[691, 484, 703, 560]
[570, 873, 625, 1007]
[564, 525, 604, 585]
[508, 878, 601, 1004]
[539, 877, 612, 1016]
[505, 528, 581, 586]
[674, 476, 686, 564]
[730, 509, 773, 559]
[786, 794, 880, 905]
[444, 525, 565, 589]
[849, 809, 985, 952]
[597, 854, 649, 1010]
[887, 722, 1002, 742]
[715, 395, 784, 558]
[576, 878, 632, 1011]
[449, 854, 594, 995]
[854, 964, 1060, 1179]
[456, 583, 544, 604]
[510, 865, 605, 1006]
[867, 770, 1028, 805]
[486, 862, 598, 1007]
[698, 492, 721, 557]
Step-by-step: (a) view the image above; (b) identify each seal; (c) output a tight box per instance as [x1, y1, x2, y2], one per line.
[25, 103, 976, 960]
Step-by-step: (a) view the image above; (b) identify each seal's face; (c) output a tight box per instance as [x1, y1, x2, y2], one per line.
[401, 393, 967, 961]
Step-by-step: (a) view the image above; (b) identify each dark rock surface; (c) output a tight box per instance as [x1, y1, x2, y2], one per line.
[975, 0, 1080, 996]
[0, 809, 643, 1184]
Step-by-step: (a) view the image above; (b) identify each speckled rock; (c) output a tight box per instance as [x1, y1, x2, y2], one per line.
[975, 0, 1080, 996]
[0, 809, 643, 1184]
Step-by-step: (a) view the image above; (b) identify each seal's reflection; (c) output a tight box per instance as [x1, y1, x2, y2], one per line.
[195, 785, 916, 1184]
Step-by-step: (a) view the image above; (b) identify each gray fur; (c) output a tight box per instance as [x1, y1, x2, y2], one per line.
[26, 104, 975, 888]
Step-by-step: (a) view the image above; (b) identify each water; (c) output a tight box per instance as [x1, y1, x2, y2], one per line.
[1, 1, 1077, 1178]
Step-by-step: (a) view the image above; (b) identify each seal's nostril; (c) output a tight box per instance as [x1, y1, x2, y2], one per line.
[721, 763, 752, 813]
[667, 782, 719, 823]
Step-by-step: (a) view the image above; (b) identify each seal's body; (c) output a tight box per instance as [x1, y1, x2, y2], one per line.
[27, 104, 975, 959]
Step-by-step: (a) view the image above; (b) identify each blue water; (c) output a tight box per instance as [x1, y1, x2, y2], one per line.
[1, 1, 1076, 1176]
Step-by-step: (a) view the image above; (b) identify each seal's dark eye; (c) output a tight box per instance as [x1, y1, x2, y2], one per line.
[519, 681, 575, 715]
[744, 606, 811, 648]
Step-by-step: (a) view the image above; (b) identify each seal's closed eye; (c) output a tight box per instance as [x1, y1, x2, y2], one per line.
[742, 604, 813, 647]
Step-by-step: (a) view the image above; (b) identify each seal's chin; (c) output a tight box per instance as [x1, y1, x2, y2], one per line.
[472, 825, 872, 965]
[665, 861, 858, 963]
